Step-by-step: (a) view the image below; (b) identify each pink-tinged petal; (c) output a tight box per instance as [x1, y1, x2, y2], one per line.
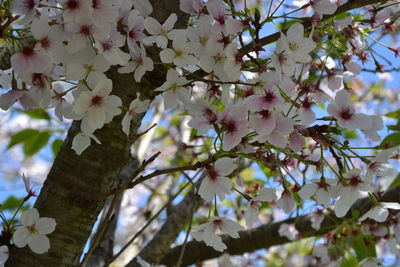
[28, 234, 50, 254]
[277, 191, 295, 214]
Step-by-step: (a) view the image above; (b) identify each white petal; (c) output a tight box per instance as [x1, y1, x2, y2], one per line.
[36, 218, 56, 235]
[28, 234, 50, 254]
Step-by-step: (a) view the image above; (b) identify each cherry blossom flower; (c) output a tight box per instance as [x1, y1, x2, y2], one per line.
[278, 23, 316, 63]
[311, 209, 324, 230]
[0, 245, 9, 266]
[66, 48, 111, 81]
[119, 43, 154, 82]
[327, 90, 372, 131]
[13, 208, 56, 254]
[198, 157, 236, 202]
[245, 88, 283, 112]
[192, 217, 243, 252]
[312, 244, 332, 265]
[244, 187, 277, 226]
[30, 19, 65, 64]
[126, 11, 146, 51]
[310, 0, 337, 15]
[91, 0, 117, 24]
[218, 104, 248, 151]
[278, 223, 299, 241]
[72, 131, 101, 155]
[10, 0, 39, 24]
[122, 93, 150, 136]
[334, 168, 372, 218]
[334, 16, 353, 31]
[206, 0, 243, 34]
[359, 202, 400, 222]
[361, 115, 383, 142]
[199, 39, 228, 80]
[62, 0, 94, 23]
[72, 78, 122, 132]
[277, 190, 295, 214]
[154, 69, 190, 109]
[133, 0, 153, 17]
[271, 49, 296, 79]
[258, 112, 294, 148]
[65, 19, 109, 53]
[159, 32, 197, 67]
[359, 257, 381, 267]
[186, 98, 217, 135]
[10, 45, 51, 75]
[95, 30, 130, 66]
[298, 178, 338, 207]
[143, 13, 177, 48]
[180, 0, 204, 15]
[249, 110, 276, 137]
[366, 147, 396, 181]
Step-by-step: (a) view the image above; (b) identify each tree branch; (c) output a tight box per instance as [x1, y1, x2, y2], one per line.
[161, 185, 400, 266]
[240, 0, 387, 55]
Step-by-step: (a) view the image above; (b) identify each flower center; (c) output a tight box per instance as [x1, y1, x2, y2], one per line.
[27, 224, 37, 234]
[91, 95, 103, 106]
[340, 107, 353, 120]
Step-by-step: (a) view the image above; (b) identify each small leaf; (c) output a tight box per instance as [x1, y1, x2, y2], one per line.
[23, 131, 51, 156]
[8, 129, 40, 149]
[380, 133, 400, 148]
[385, 110, 400, 119]
[51, 139, 63, 156]
[351, 236, 376, 261]
[24, 108, 51, 121]
[0, 196, 23, 211]
[389, 173, 400, 189]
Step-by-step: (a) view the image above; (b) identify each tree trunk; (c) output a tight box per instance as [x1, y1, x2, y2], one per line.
[6, 1, 187, 264]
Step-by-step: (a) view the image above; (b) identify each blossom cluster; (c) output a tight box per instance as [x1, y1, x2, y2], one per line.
[0, 0, 399, 265]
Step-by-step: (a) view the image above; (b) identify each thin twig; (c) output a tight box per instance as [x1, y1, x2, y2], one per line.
[104, 182, 192, 266]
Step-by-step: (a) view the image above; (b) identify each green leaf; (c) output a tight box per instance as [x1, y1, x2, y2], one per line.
[24, 108, 51, 121]
[0, 196, 23, 211]
[344, 130, 358, 139]
[23, 131, 50, 156]
[389, 173, 400, 189]
[380, 133, 400, 148]
[8, 129, 40, 149]
[340, 255, 358, 267]
[385, 110, 400, 119]
[352, 236, 376, 261]
[387, 123, 400, 132]
[51, 139, 63, 156]
[335, 12, 352, 20]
